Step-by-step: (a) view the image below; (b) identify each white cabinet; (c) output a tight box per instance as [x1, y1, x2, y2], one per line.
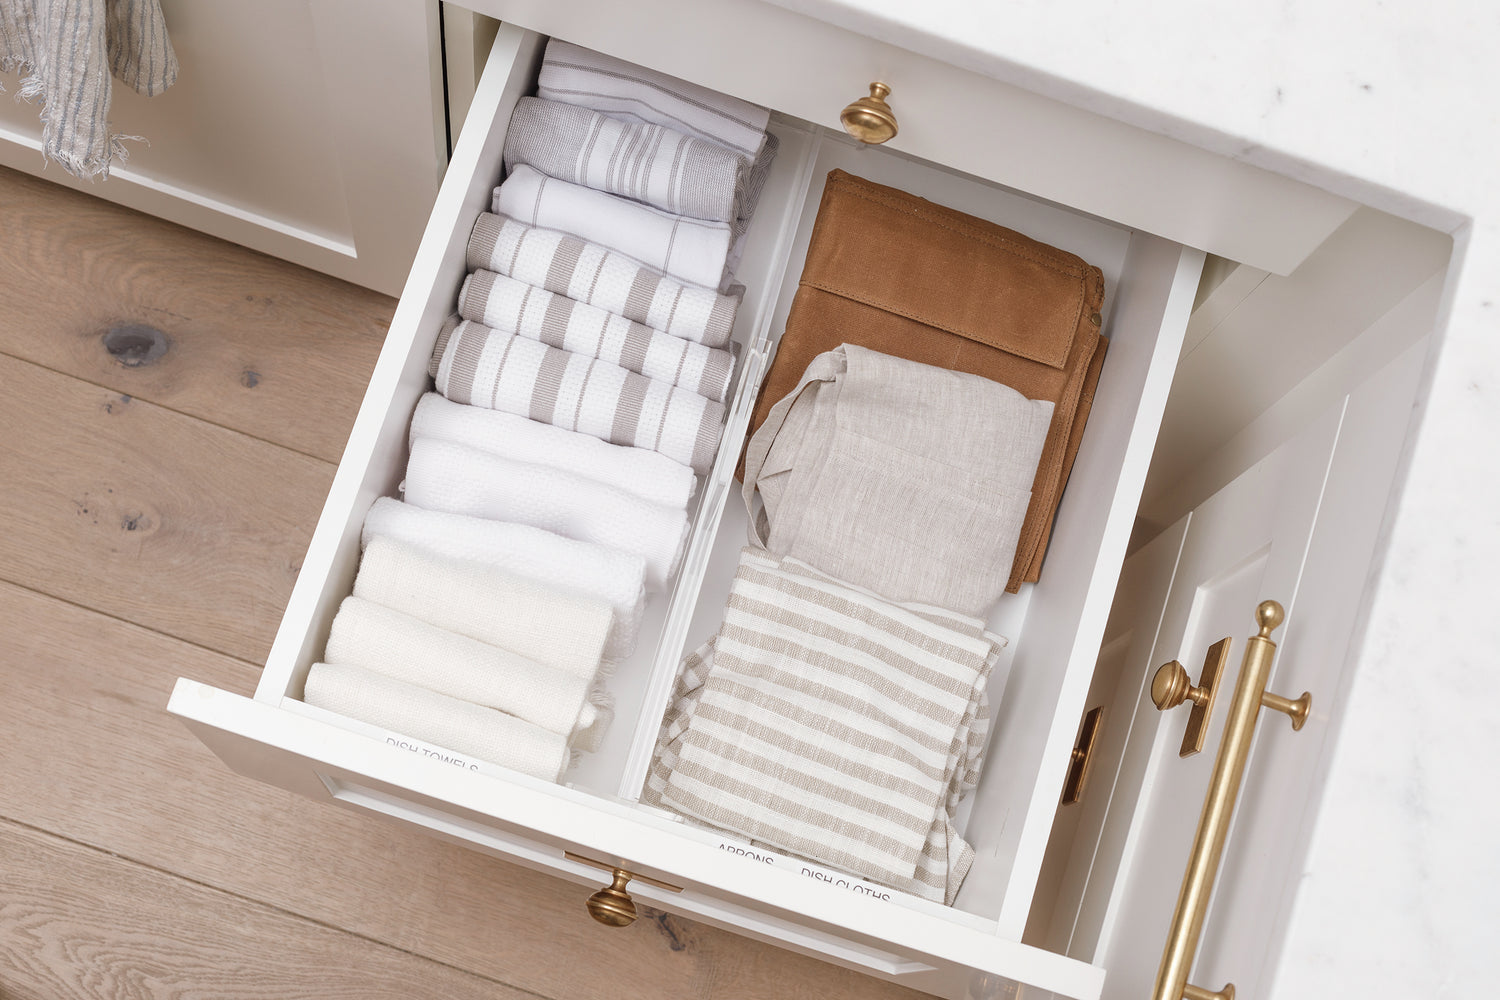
[163, 6, 1449, 998]
[0, 0, 447, 295]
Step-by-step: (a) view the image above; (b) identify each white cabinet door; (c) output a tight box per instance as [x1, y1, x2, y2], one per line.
[0, 0, 445, 295]
[1075, 340, 1425, 1000]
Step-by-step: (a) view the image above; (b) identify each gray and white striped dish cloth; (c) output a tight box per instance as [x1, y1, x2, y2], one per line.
[504, 96, 745, 224]
[494, 165, 731, 290]
[537, 39, 769, 163]
[535, 41, 779, 259]
[457, 270, 736, 403]
[431, 318, 725, 474]
[644, 547, 999, 904]
[0, 0, 178, 178]
[467, 213, 739, 348]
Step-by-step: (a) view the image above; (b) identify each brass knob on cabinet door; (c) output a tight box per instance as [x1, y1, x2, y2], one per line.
[586, 870, 638, 927]
[840, 82, 899, 144]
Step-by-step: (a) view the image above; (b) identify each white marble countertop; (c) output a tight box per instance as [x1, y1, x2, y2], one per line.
[770, 1, 1497, 995]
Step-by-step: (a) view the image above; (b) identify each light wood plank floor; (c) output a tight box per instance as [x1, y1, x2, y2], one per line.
[0, 166, 926, 1000]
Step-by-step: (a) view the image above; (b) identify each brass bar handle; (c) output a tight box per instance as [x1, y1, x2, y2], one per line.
[565, 851, 683, 928]
[1183, 984, 1235, 1000]
[1151, 601, 1313, 1000]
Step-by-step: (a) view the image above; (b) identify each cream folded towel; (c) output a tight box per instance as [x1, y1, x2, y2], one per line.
[304, 662, 571, 781]
[457, 270, 736, 403]
[432, 318, 725, 474]
[494, 165, 731, 289]
[466, 213, 739, 348]
[325, 596, 597, 738]
[410, 393, 696, 510]
[404, 437, 689, 590]
[361, 498, 647, 658]
[354, 535, 611, 681]
[504, 96, 745, 223]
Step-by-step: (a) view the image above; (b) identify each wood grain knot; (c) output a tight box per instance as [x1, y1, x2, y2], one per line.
[102, 323, 170, 367]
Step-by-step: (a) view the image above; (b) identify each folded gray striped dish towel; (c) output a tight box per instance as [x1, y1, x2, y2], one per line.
[458, 270, 736, 403]
[536, 39, 777, 227]
[467, 213, 739, 349]
[494, 164, 732, 290]
[504, 96, 746, 224]
[1, 0, 178, 178]
[644, 547, 999, 905]
[431, 318, 725, 474]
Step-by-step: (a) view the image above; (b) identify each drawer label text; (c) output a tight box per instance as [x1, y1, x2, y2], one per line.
[715, 842, 893, 903]
[718, 842, 775, 863]
[386, 736, 480, 771]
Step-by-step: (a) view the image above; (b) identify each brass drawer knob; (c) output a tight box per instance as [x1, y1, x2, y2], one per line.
[840, 82, 898, 145]
[565, 851, 684, 928]
[586, 870, 638, 927]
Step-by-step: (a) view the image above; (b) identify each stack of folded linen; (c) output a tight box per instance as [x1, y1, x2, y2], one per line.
[303, 43, 779, 782]
[649, 166, 1107, 901]
[303, 535, 616, 780]
[300, 43, 780, 779]
[643, 548, 1002, 905]
[433, 37, 780, 476]
[649, 345, 1051, 899]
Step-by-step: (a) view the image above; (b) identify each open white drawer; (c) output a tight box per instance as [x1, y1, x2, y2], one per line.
[169, 23, 1203, 1000]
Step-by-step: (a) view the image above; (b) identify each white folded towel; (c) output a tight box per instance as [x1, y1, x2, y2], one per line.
[410, 393, 696, 510]
[325, 596, 596, 738]
[457, 270, 736, 403]
[494, 164, 731, 289]
[354, 534, 611, 681]
[304, 662, 571, 782]
[504, 96, 745, 223]
[361, 498, 647, 658]
[432, 319, 725, 474]
[404, 437, 689, 590]
[466, 213, 739, 348]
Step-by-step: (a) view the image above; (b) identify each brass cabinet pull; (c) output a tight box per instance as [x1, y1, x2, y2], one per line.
[1152, 637, 1231, 757]
[1061, 705, 1105, 805]
[565, 851, 683, 928]
[1152, 601, 1313, 1000]
[840, 82, 898, 144]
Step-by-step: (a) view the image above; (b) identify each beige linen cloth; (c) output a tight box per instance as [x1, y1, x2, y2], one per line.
[644, 547, 1000, 904]
[0, 0, 178, 178]
[743, 344, 1053, 617]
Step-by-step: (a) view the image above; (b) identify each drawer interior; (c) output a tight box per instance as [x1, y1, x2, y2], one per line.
[246, 23, 1199, 943]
